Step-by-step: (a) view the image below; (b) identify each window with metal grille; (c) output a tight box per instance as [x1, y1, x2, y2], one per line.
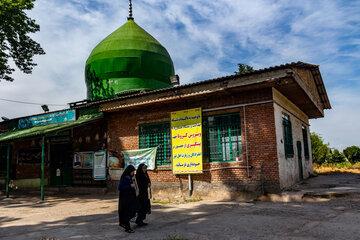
[282, 113, 294, 158]
[302, 125, 310, 160]
[205, 113, 243, 162]
[139, 122, 171, 166]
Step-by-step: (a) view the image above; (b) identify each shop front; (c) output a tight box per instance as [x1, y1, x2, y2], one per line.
[0, 112, 105, 199]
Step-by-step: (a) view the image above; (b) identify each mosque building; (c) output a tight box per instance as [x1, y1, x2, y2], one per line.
[0, 1, 330, 199]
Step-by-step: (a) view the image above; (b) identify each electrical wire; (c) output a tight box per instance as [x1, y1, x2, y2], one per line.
[0, 97, 67, 107]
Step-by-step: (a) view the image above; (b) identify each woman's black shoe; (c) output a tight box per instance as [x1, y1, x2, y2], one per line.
[125, 229, 135, 233]
[136, 222, 148, 226]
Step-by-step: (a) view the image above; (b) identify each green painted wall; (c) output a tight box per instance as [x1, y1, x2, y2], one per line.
[85, 20, 174, 100]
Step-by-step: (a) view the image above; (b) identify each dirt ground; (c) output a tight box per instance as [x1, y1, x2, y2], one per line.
[1, 173, 360, 240]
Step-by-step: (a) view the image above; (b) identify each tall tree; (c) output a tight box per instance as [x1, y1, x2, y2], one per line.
[343, 146, 360, 164]
[310, 132, 331, 164]
[328, 149, 346, 163]
[0, 0, 45, 82]
[235, 63, 253, 74]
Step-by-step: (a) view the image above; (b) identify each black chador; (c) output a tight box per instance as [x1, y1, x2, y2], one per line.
[118, 165, 138, 233]
[135, 163, 151, 226]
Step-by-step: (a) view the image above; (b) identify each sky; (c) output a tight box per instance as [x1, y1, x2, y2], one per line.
[0, 0, 359, 150]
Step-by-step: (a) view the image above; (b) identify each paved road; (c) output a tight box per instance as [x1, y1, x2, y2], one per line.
[1, 173, 360, 240]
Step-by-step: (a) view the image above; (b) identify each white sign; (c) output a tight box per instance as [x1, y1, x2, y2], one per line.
[93, 151, 107, 180]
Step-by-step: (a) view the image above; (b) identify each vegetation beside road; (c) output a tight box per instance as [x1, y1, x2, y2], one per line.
[313, 162, 360, 174]
[311, 132, 360, 174]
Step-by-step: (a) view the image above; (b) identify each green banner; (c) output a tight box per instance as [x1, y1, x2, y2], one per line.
[18, 110, 76, 129]
[122, 147, 157, 170]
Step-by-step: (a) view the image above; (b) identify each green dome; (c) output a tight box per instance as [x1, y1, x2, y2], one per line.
[85, 20, 175, 100]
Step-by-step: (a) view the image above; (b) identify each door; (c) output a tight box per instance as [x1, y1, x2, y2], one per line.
[297, 141, 303, 181]
[50, 144, 73, 186]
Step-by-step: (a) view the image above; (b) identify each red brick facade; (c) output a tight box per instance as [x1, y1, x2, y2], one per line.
[1, 63, 328, 196]
[107, 88, 280, 193]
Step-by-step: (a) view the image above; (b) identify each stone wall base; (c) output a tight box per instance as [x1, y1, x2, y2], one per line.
[108, 180, 280, 201]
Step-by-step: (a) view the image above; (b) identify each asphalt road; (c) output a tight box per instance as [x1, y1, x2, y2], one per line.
[1, 173, 360, 240]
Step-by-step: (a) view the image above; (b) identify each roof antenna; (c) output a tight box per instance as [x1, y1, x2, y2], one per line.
[128, 0, 134, 20]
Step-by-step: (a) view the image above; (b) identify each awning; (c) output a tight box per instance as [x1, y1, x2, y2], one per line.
[0, 113, 103, 143]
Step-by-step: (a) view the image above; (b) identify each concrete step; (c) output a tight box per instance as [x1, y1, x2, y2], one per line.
[260, 186, 360, 202]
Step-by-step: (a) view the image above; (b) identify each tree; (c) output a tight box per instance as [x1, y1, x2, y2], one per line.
[310, 132, 331, 164]
[343, 146, 360, 164]
[235, 63, 253, 74]
[328, 149, 346, 163]
[0, 0, 45, 82]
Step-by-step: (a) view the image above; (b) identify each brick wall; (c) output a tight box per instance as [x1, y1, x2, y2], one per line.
[12, 139, 50, 180]
[107, 87, 280, 193]
[73, 119, 106, 151]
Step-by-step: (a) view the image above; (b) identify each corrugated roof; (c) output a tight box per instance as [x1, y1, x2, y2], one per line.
[0, 113, 103, 143]
[72, 61, 330, 109]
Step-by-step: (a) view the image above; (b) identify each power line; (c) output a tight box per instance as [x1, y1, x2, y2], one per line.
[0, 97, 67, 107]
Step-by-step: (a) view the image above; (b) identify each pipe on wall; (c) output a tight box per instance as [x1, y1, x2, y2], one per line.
[243, 106, 250, 178]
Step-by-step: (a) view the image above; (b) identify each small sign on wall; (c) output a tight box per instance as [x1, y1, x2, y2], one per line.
[73, 152, 94, 169]
[93, 151, 107, 180]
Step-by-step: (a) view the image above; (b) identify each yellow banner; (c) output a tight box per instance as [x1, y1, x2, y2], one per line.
[171, 107, 203, 174]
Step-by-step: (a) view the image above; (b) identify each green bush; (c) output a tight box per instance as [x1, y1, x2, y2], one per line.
[343, 146, 360, 164]
[328, 149, 346, 163]
[353, 162, 360, 169]
[335, 161, 353, 169]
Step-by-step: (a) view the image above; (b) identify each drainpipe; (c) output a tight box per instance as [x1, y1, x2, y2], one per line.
[243, 106, 250, 178]
[5, 143, 11, 198]
[41, 136, 45, 201]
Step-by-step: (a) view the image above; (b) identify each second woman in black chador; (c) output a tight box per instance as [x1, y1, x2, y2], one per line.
[135, 163, 151, 226]
[118, 165, 138, 233]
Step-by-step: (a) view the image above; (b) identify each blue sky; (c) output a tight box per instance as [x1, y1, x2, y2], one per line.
[0, 0, 359, 150]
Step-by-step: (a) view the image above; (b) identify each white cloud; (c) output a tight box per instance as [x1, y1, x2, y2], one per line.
[0, 0, 360, 149]
[310, 86, 360, 150]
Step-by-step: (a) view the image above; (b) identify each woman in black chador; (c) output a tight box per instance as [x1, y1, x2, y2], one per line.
[135, 163, 151, 226]
[118, 165, 137, 233]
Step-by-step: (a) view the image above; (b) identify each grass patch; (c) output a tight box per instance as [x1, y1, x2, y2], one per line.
[183, 196, 202, 203]
[152, 196, 203, 205]
[313, 162, 360, 174]
[152, 199, 173, 204]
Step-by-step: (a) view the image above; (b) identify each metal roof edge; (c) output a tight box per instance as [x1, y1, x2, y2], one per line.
[74, 61, 316, 109]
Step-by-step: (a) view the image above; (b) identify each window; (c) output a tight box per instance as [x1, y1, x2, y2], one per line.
[302, 125, 310, 160]
[205, 113, 243, 162]
[282, 113, 294, 158]
[139, 122, 171, 166]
